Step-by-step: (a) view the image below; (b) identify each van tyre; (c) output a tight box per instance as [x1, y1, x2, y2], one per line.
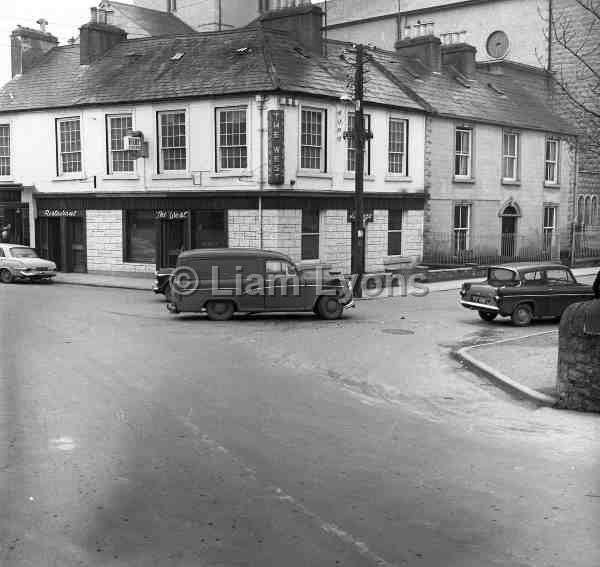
[511, 304, 533, 327]
[206, 300, 235, 321]
[478, 310, 498, 322]
[316, 296, 343, 320]
[0, 269, 14, 284]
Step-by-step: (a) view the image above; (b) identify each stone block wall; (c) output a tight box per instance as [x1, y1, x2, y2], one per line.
[320, 209, 351, 274]
[262, 209, 302, 261]
[228, 209, 260, 248]
[86, 210, 155, 273]
[556, 301, 600, 412]
[366, 209, 388, 273]
[403, 210, 424, 258]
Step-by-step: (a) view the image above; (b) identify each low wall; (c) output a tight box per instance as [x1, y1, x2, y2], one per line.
[556, 301, 600, 412]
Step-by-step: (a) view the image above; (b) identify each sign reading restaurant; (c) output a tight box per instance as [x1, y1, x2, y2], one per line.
[38, 209, 81, 217]
[154, 209, 190, 221]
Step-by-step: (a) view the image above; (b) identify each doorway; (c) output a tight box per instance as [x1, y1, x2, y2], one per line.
[36, 215, 87, 273]
[158, 219, 189, 268]
[500, 205, 518, 258]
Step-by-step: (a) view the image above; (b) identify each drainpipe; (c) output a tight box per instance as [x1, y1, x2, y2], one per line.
[547, 0, 553, 72]
[570, 141, 579, 267]
[257, 94, 266, 249]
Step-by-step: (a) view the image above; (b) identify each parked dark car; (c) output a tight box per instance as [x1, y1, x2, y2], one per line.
[152, 267, 174, 299]
[166, 248, 354, 320]
[460, 263, 594, 326]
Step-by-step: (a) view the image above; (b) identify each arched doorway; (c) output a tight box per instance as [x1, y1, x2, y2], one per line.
[500, 203, 519, 258]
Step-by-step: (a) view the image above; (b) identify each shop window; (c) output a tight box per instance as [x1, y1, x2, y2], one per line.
[192, 211, 227, 248]
[388, 210, 403, 255]
[301, 209, 319, 260]
[125, 211, 156, 263]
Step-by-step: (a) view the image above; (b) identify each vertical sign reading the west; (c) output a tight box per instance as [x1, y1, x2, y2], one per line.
[268, 110, 285, 185]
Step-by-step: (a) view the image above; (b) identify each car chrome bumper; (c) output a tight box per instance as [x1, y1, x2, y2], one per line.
[152, 281, 160, 293]
[343, 299, 356, 310]
[460, 299, 499, 311]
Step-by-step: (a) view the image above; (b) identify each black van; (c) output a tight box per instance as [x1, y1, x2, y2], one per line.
[166, 248, 354, 320]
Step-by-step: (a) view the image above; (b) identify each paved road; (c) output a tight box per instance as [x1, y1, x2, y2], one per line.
[1, 281, 599, 566]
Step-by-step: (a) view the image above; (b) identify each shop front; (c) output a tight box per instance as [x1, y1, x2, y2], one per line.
[36, 208, 86, 273]
[0, 185, 30, 246]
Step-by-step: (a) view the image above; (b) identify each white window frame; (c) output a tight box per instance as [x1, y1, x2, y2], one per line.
[544, 138, 559, 185]
[157, 109, 187, 175]
[106, 113, 137, 176]
[346, 112, 371, 175]
[502, 130, 519, 182]
[453, 203, 471, 253]
[0, 123, 10, 178]
[543, 205, 557, 251]
[454, 127, 473, 178]
[216, 106, 249, 173]
[300, 107, 326, 172]
[56, 116, 83, 176]
[387, 209, 404, 256]
[388, 117, 408, 176]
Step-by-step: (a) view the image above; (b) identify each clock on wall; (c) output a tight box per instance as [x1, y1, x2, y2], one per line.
[486, 30, 510, 59]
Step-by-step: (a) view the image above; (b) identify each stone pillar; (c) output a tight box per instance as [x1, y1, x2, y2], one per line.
[556, 301, 600, 412]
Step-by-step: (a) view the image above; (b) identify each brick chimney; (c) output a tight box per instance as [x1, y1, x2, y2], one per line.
[79, 7, 126, 66]
[10, 21, 58, 78]
[442, 43, 477, 78]
[395, 34, 442, 72]
[260, 3, 323, 54]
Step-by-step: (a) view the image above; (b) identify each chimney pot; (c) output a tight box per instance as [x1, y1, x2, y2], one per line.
[395, 35, 442, 72]
[36, 18, 48, 33]
[10, 24, 58, 77]
[441, 42, 477, 78]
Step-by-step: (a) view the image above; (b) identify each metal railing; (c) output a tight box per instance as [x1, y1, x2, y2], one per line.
[423, 231, 560, 267]
[573, 226, 600, 261]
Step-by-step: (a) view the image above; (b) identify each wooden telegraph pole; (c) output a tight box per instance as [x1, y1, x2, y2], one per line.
[348, 44, 371, 298]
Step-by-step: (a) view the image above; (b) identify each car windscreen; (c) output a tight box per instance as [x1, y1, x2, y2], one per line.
[10, 247, 39, 258]
[488, 268, 517, 284]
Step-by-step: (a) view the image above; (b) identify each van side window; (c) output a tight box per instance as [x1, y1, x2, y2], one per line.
[266, 261, 283, 274]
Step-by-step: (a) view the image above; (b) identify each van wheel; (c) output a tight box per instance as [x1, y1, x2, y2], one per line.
[478, 310, 498, 322]
[316, 296, 343, 320]
[0, 269, 14, 284]
[511, 304, 533, 327]
[206, 300, 235, 321]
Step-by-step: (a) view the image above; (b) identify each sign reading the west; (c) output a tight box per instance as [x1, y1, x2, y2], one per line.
[268, 110, 285, 185]
[154, 209, 190, 221]
[38, 209, 81, 217]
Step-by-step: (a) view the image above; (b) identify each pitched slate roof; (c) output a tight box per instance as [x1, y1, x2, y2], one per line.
[0, 21, 574, 135]
[106, 1, 195, 36]
[0, 27, 422, 113]
[363, 45, 575, 135]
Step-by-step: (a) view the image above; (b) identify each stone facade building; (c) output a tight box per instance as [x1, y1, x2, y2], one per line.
[0, 4, 573, 274]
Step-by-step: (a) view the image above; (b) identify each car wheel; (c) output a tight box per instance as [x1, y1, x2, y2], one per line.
[205, 300, 235, 321]
[511, 304, 533, 327]
[0, 269, 14, 284]
[478, 310, 498, 322]
[316, 295, 343, 320]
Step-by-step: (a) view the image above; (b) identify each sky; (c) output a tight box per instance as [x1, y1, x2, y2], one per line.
[0, 0, 93, 85]
[0, 0, 323, 87]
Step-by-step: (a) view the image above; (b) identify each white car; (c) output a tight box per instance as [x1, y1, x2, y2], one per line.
[0, 243, 57, 283]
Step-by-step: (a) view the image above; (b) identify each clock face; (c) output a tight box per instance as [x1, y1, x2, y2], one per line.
[486, 30, 510, 59]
